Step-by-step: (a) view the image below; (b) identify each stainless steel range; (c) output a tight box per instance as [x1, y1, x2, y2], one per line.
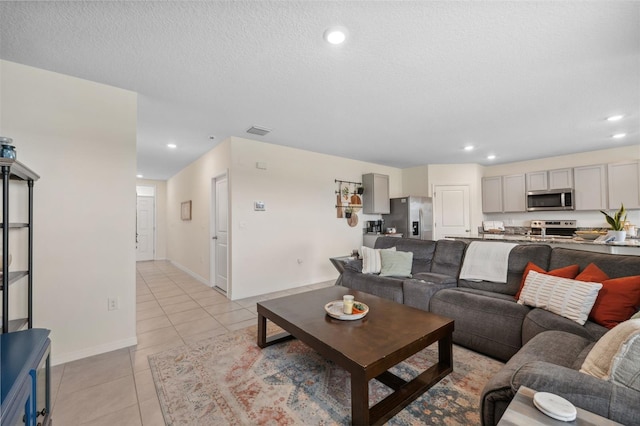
[531, 220, 577, 238]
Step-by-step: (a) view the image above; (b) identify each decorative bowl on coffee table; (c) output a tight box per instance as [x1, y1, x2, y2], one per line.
[324, 300, 369, 320]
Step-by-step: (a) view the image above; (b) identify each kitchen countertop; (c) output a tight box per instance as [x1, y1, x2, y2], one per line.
[445, 233, 640, 248]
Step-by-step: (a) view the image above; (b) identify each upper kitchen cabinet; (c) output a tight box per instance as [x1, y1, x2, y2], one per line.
[608, 161, 640, 210]
[574, 164, 607, 210]
[525, 171, 547, 191]
[482, 176, 503, 213]
[362, 173, 390, 214]
[526, 168, 573, 191]
[503, 174, 526, 212]
[549, 168, 573, 189]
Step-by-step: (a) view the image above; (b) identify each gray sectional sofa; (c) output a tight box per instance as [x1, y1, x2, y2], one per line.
[338, 236, 640, 425]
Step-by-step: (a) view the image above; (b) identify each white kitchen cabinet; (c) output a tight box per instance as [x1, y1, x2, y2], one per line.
[362, 173, 390, 214]
[608, 161, 640, 210]
[574, 164, 607, 210]
[526, 171, 547, 191]
[549, 168, 573, 189]
[526, 168, 573, 191]
[482, 176, 503, 213]
[503, 174, 526, 212]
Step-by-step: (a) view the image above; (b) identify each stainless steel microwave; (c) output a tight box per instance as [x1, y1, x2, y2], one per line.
[526, 189, 574, 211]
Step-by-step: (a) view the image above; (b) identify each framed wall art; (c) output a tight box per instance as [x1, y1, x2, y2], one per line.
[181, 200, 192, 221]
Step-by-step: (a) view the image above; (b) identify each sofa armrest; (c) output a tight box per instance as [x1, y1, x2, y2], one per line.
[511, 361, 640, 425]
[343, 259, 362, 272]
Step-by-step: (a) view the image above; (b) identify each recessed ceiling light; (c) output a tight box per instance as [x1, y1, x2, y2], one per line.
[136, 174, 143, 178]
[607, 115, 624, 122]
[487, 155, 496, 160]
[167, 143, 177, 149]
[324, 27, 347, 45]
[464, 145, 474, 151]
[612, 133, 627, 139]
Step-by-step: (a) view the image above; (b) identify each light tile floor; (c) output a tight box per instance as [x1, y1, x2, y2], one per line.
[50, 260, 334, 425]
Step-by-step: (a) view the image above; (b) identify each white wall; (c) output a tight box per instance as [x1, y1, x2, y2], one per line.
[228, 137, 402, 299]
[166, 136, 402, 300]
[483, 145, 640, 228]
[136, 179, 168, 260]
[0, 60, 137, 365]
[401, 165, 429, 197]
[166, 139, 231, 282]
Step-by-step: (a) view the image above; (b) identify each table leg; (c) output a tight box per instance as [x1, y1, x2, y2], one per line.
[350, 369, 370, 426]
[438, 331, 453, 369]
[257, 313, 267, 348]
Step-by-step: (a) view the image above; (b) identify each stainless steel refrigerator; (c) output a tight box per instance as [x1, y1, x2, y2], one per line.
[382, 196, 433, 240]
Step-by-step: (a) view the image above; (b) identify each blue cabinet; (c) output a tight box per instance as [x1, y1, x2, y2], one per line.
[1, 328, 51, 426]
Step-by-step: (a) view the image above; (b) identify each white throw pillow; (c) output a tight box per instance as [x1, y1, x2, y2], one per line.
[517, 271, 602, 325]
[580, 319, 640, 391]
[360, 246, 396, 274]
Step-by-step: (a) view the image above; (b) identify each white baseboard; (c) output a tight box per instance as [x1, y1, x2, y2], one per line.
[168, 260, 210, 286]
[51, 336, 138, 366]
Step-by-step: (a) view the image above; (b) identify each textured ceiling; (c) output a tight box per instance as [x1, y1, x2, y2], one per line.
[1, 1, 638, 180]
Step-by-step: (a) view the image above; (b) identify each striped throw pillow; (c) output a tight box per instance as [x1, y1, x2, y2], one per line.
[518, 270, 602, 325]
[360, 246, 396, 274]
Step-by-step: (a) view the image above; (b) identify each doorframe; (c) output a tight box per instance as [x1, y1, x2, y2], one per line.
[136, 185, 157, 262]
[210, 172, 230, 296]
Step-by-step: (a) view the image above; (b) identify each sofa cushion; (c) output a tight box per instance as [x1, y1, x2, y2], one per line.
[549, 247, 640, 279]
[431, 239, 467, 277]
[430, 288, 531, 361]
[458, 244, 552, 295]
[580, 319, 640, 391]
[522, 308, 608, 346]
[514, 262, 580, 300]
[412, 272, 457, 285]
[403, 278, 457, 312]
[481, 330, 593, 426]
[518, 271, 602, 325]
[339, 271, 404, 303]
[374, 237, 436, 274]
[379, 250, 413, 277]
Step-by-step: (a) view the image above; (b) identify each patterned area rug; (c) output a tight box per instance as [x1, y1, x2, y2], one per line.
[149, 326, 503, 425]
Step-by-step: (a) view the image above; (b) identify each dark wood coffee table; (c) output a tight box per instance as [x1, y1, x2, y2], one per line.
[257, 286, 454, 426]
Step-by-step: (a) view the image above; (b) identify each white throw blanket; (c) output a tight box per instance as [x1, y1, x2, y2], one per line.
[459, 241, 518, 283]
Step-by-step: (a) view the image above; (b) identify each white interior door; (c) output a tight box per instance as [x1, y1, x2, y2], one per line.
[136, 196, 155, 261]
[211, 175, 229, 292]
[433, 185, 470, 240]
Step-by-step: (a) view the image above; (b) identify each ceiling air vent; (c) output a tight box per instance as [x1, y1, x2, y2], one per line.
[246, 126, 271, 136]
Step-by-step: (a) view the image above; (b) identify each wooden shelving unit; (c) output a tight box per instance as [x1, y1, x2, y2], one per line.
[1, 158, 39, 334]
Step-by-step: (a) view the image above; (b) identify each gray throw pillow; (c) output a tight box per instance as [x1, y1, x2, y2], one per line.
[379, 250, 413, 278]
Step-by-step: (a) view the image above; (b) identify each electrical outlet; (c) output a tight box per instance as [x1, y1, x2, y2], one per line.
[108, 297, 118, 311]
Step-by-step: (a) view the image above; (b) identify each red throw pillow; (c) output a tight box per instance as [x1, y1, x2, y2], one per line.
[587, 275, 640, 329]
[515, 262, 580, 300]
[575, 263, 610, 283]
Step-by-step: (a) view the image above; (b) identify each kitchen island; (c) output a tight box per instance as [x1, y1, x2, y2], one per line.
[445, 233, 640, 255]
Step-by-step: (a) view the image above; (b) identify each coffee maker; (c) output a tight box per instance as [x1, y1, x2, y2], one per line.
[366, 220, 384, 233]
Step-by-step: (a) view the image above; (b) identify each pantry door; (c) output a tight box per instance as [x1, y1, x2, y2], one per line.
[136, 192, 155, 261]
[210, 174, 228, 293]
[433, 185, 470, 240]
